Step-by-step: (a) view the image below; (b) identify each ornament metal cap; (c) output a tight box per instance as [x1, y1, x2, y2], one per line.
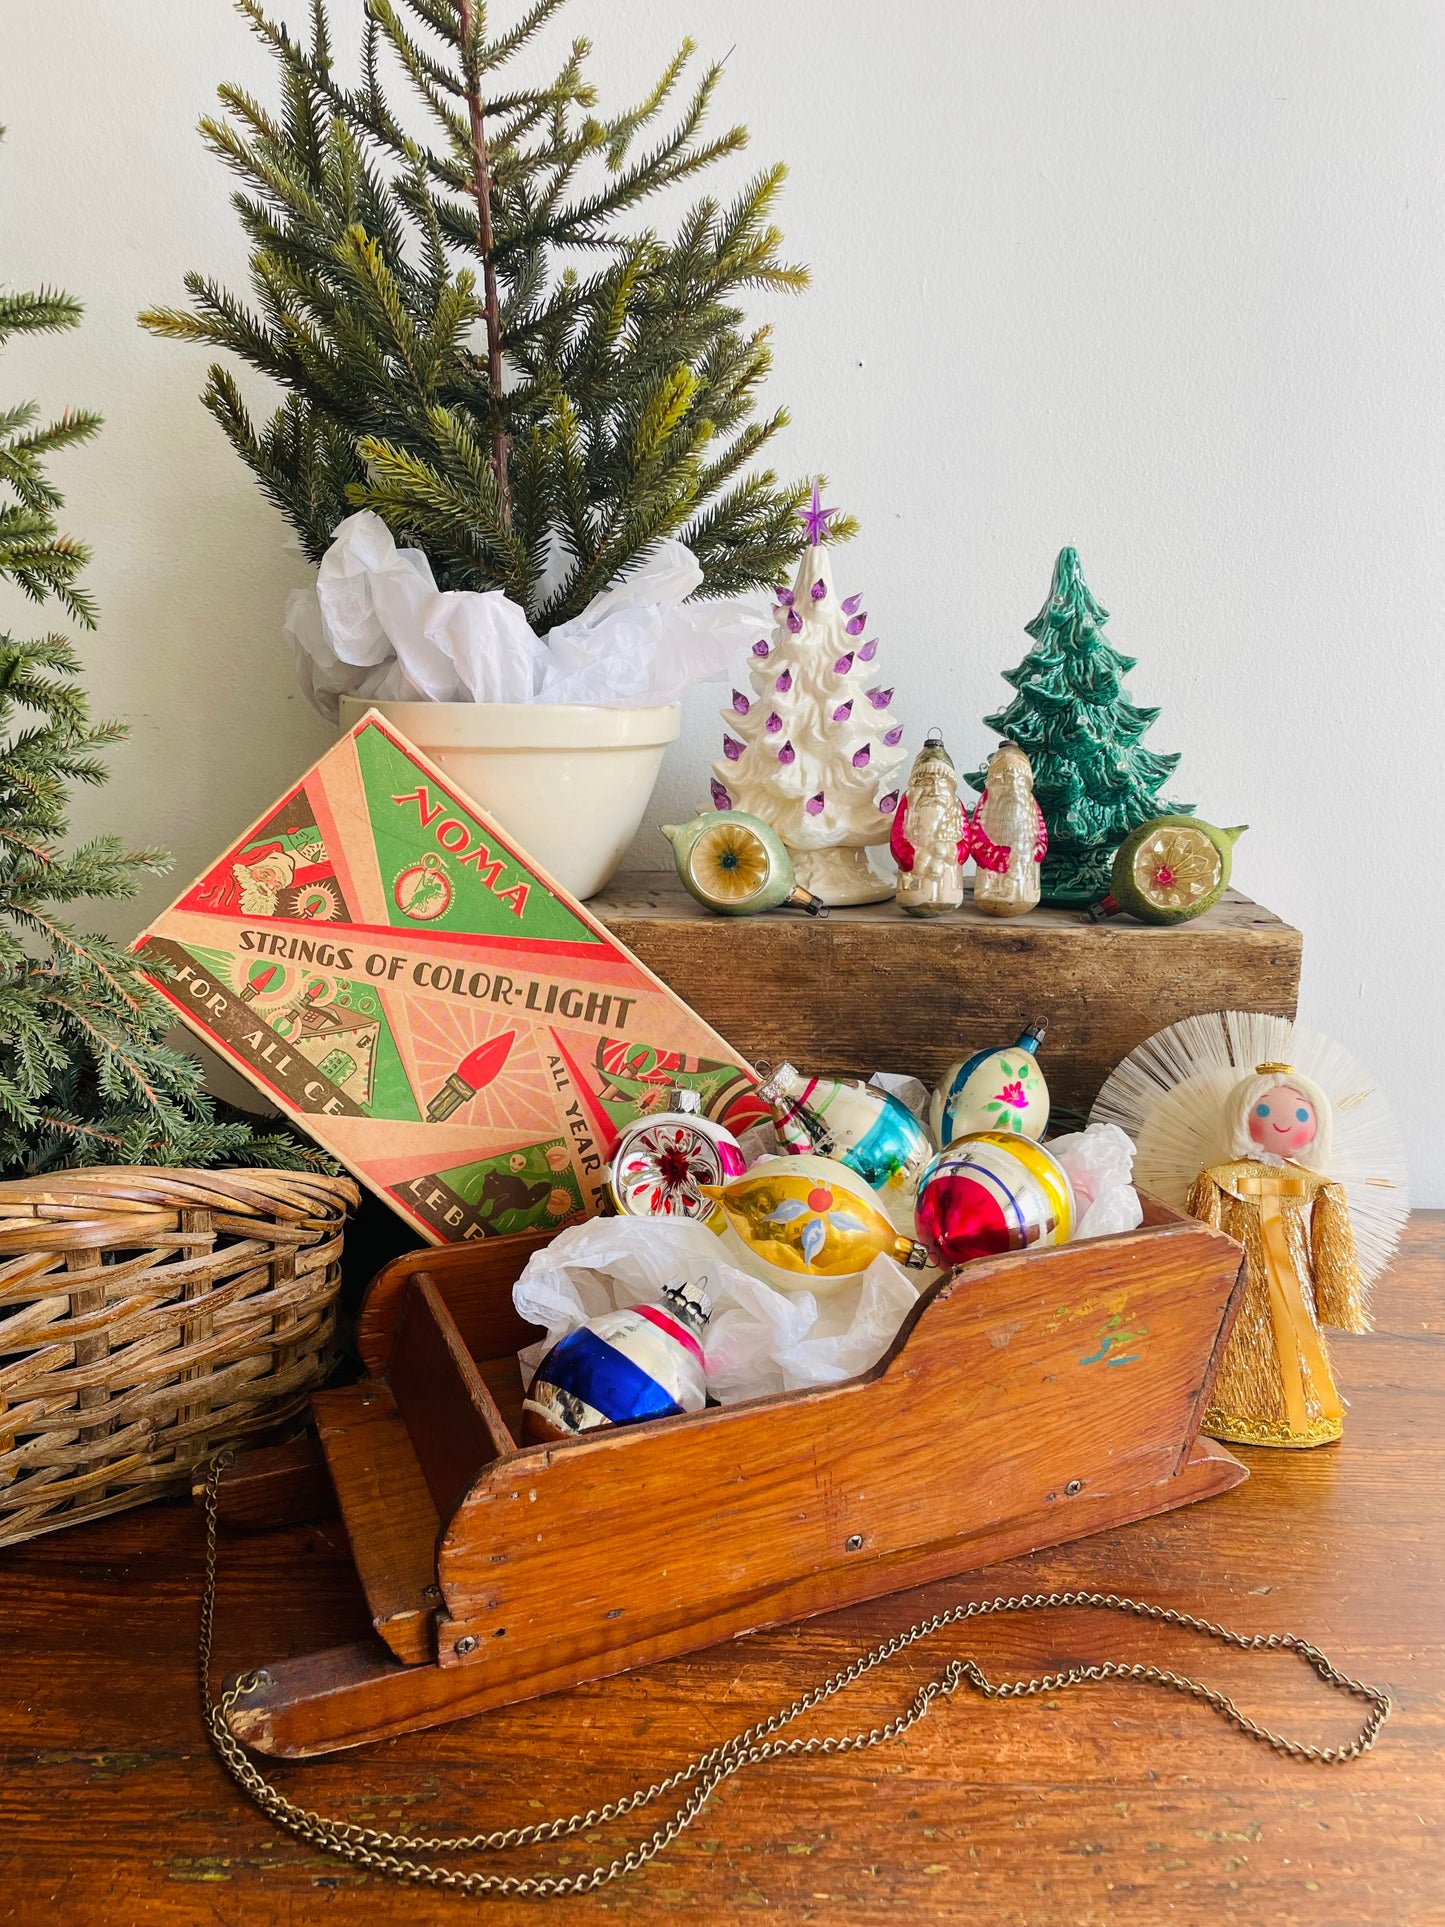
[660, 1273, 713, 1333]
[914, 727, 954, 770]
[753, 1061, 797, 1106]
[669, 1085, 703, 1115]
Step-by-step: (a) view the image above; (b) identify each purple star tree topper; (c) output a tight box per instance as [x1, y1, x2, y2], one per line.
[796, 479, 839, 548]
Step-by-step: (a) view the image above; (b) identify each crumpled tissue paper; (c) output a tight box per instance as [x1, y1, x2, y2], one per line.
[512, 1215, 920, 1406]
[1048, 1121, 1144, 1238]
[285, 511, 772, 719]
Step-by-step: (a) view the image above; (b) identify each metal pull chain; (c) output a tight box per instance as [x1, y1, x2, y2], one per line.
[198, 1455, 1391, 1899]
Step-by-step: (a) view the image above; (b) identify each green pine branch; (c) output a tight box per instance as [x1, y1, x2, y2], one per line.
[0, 129, 324, 1175]
[143, 0, 829, 623]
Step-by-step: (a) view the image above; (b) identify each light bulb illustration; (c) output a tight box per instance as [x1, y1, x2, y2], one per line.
[426, 1031, 516, 1122]
[240, 963, 280, 1003]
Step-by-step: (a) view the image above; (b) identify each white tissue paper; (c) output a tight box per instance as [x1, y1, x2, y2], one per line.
[1048, 1121, 1144, 1239]
[285, 511, 773, 720]
[512, 1215, 921, 1405]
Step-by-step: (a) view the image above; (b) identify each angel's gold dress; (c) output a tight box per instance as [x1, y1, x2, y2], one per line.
[1187, 1159, 1367, 1448]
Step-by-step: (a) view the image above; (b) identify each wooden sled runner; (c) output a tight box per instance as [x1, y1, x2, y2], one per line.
[210, 1196, 1247, 1759]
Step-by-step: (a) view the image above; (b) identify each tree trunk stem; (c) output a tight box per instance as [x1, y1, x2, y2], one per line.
[457, 0, 510, 521]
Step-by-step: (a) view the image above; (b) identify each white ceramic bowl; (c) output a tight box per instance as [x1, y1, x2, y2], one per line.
[339, 698, 680, 900]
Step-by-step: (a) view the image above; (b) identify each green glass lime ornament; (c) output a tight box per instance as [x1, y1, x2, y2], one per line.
[661, 812, 827, 917]
[1087, 816, 1247, 925]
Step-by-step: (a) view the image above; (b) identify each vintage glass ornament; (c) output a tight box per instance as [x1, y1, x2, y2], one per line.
[700, 1154, 927, 1296]
[969, 742, 1047, 918]
[929, 1020, 1050, 1147]
[1085, 816, 1247, 926]
[607, 1086, 746, 1229]
[521, 1277, 712, 1443]
[755, 1061, 934, 1228]
[914, 1132, 1076, 1270]
[890, 730, 968, 916]
[661, 811, 826, 916]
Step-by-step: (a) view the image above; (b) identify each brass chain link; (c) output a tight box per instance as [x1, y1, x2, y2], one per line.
[198, 1453, 1391, 1898]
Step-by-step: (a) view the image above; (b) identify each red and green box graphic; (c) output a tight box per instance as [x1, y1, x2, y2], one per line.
[136, 712, 763, 1245]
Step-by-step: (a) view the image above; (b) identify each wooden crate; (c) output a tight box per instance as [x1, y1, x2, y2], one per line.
[590, 874, 1302, 1117]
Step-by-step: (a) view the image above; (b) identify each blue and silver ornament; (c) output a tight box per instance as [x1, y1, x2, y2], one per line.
[521, 1277, 712, 1444]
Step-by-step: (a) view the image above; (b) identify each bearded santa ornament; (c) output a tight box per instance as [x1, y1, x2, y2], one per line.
[969, 741, 1047, 917]
[890, 731, 968, 916]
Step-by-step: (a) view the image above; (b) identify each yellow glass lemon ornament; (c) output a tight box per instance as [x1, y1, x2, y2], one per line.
[699, 1154, 928, 1295]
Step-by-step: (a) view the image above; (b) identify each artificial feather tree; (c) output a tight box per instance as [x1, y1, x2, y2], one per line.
[0, 139, 313, 1174]
[141, 0, 848, 630]
[971, 547, 1192, 904]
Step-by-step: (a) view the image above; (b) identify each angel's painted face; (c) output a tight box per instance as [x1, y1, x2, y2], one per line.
[1248, 1083, 1318, 1156]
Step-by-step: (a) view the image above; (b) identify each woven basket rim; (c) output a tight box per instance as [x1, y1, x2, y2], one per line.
[0, 1167, 360, 1251]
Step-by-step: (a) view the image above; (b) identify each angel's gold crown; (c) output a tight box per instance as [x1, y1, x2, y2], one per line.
[1254, 1061, 1295, 1076]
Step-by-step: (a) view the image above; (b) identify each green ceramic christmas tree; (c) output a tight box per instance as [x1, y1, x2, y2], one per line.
[971, 547, 1192, 904]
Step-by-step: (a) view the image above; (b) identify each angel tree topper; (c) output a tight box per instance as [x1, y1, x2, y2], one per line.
[711, 485, 906, 905]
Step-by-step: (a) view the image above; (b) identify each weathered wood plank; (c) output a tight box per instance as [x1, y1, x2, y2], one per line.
[312, 1382, 440, 1666]
[589, 873, 1302, 1113]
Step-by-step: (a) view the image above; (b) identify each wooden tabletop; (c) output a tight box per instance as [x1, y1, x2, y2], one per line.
[2, 1216, 1441, 1927]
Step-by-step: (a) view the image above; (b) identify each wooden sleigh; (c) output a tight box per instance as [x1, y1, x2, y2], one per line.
[209, 1196, 1248, 1759]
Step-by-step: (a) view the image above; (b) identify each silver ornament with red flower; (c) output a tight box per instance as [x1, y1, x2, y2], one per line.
[607, 1086, 747, 1227]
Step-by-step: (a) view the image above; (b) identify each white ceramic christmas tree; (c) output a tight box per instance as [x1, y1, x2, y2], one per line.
[710, 485, 906, 905]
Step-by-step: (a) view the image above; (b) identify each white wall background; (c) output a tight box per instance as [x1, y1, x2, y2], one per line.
[3, 0, 1442, 1198]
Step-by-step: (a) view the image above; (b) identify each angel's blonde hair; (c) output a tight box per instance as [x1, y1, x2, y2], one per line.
[1224, 1063, 1334, 1169]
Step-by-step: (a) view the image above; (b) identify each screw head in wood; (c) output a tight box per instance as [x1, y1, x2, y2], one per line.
[845, 1534, 864, 1552]
[454, 1635, 478, 1655]
[1066, 1480, 1083, 1495]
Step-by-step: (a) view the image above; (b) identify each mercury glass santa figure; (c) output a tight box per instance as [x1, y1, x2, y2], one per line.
[890, 731, 968, 915]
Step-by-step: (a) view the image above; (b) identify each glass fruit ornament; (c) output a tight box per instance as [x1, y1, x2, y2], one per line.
[1086, 816, 1246, 925]
[607, 1086, 746, 1229]
[929, 1020, 1050, 1147]
[914, 1132, 1076, 1270]
[521, 1276, 712, 1443]
[699, 1154, 927, 1295]
[661, 811, 826, 916]
[755, 1061, 934, 1228]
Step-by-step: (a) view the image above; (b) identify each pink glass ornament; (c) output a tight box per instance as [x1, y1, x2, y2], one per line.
[878, 791, 899, 813]
[868, 686, 894, 709]
[805, 791, 826, 815]
[832, 700, 853, 722]
[842, 593, 862, 615]
[776, 669, 793, 693]
[711, 779, 732, 809]
[811, 579, 827, 601]
[723, 735, 744, 761]
[787, 610, 803, 634]
[884, 725, 904, 747]
[853, 745, 871, 769]
[765, 712, 782, 733]
[858, 639, 879, 662]
[779, 741, 796, 765]
[845, 614, 867, 635]
[753, 638, 770, 658]
[731, 689, 750, 714]
[833, 651, 855, 675]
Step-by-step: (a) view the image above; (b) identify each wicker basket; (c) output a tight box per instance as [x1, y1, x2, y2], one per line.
[0, 1167, 360, 1549]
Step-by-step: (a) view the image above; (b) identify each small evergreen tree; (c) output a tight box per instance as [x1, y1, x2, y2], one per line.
[141, 0, 846, 630]
[0, 138, 313, 1174]
[971, 547, 1192, 904]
